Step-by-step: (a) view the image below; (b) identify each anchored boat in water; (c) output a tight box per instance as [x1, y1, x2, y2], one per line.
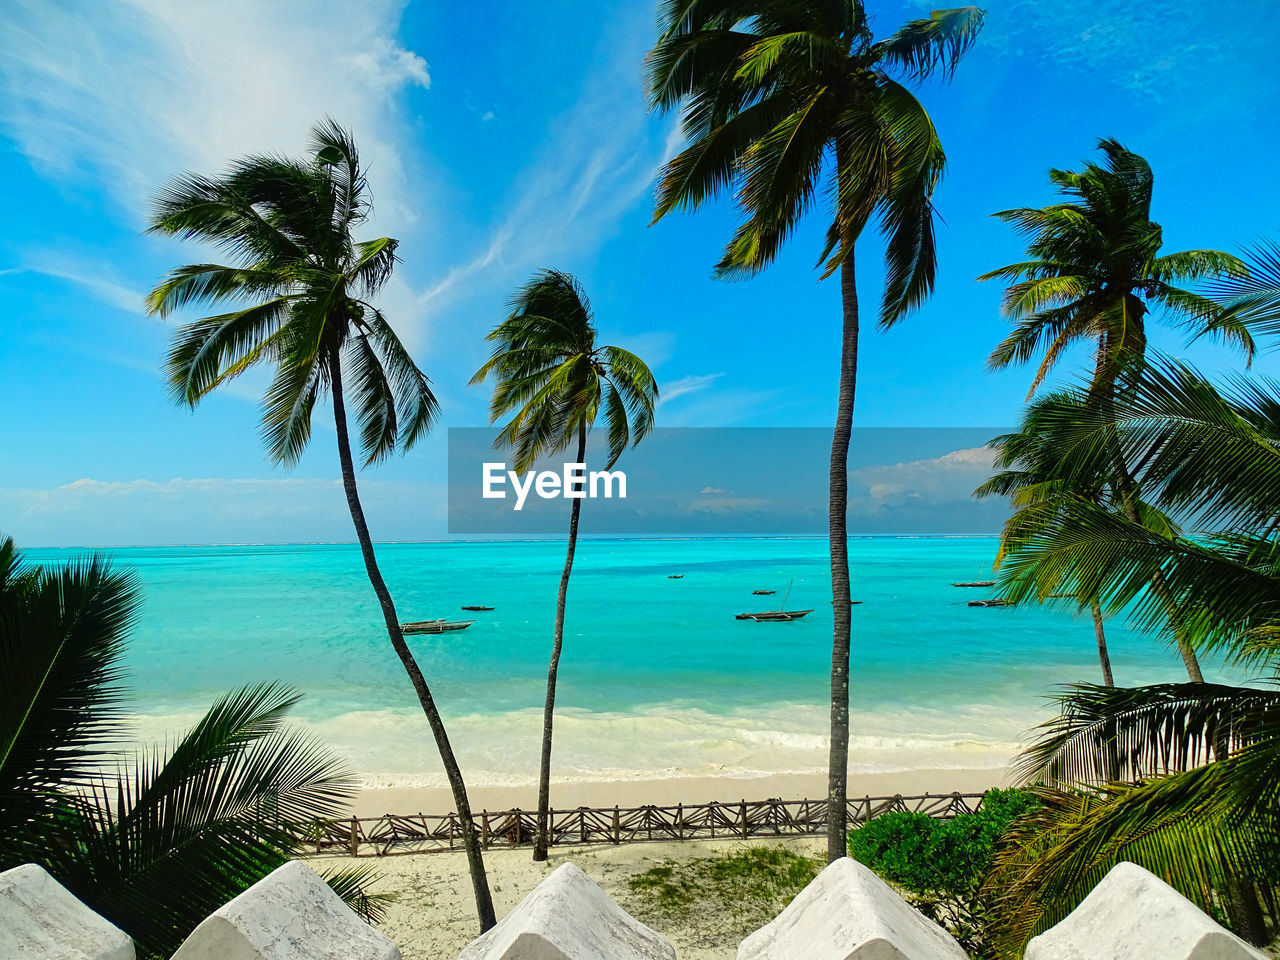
[736, 609, 814, 621]
[401, 618, 476, 635]
[736, 580, 812, 621]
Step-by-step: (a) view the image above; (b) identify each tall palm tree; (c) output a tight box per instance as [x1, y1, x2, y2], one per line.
[645, 1, 984, 862]
[981, 139, 1249, 684]
[0, 538, 375, 960]
[144, 119, 495, 930]
[983, 360, 1280, 953]
[471, 270, 657, 862]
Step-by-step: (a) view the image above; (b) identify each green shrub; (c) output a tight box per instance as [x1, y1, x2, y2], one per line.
[847, 788, 1038, 957]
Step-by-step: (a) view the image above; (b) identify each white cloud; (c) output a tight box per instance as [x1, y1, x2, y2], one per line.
[659, 373, 724, 405]
[10, 255, 147, 314]
[699, 485, 727, 495]
[0, 0, 428, 224]
[848, 446, 996, 514]
[1, 0, 682, 466]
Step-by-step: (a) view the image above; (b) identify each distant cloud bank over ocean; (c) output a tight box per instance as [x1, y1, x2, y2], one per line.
[448, 427, 1012, 537]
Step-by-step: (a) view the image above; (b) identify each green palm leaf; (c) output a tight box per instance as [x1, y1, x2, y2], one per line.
[45, 683, 356, 959]
[0, 541, 137, 868]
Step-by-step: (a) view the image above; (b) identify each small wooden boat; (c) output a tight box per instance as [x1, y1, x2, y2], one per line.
[460, 605, 494, 611]
[668, 574, 684, 579]
[967, 599, 1011, 608]
[738, 580, 811, 621]
[401, 618, 475, 635]
[953, 580, 996, 588]
[736, 609, 814, 622]
[752, 589, 776, 595]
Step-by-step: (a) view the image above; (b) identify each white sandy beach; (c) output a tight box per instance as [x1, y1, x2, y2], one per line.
[330, 768, 1010, 959]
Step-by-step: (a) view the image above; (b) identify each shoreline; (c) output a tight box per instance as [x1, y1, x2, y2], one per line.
[349, 766, 1011, 818]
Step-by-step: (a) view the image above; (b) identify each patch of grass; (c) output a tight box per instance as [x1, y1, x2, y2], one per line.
[624, 845, 821, 932]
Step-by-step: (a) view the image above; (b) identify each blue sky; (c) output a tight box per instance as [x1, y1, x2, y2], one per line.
[1, 0, 1277, 546]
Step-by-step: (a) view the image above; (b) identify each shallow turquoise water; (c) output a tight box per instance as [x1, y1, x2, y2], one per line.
[25, 538, 1224, 786]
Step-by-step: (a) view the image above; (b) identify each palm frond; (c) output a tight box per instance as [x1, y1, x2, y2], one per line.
[1204, 238, 1280, 344]
[0, 543, 137, 867]
[45, 683, 355, 959]
[872, 7, 985, 81]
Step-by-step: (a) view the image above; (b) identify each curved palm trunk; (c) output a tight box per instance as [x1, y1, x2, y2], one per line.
[1089, 600, 1114, 687]
[827, 255, 858, 863]
[328, 355, 496, 931]
[534, 424, 587, 862]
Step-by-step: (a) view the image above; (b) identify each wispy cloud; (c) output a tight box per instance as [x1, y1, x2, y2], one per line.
[419, 16, 676, 314]
[2, 476, 446, 546]
[659, 373, 724, 405]
[6, 255, 147, 314]
[0, 0, 429, 222]
[970, 0, 1270, 102]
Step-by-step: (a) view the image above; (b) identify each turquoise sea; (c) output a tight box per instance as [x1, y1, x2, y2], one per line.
[27, 538, 1224, 788]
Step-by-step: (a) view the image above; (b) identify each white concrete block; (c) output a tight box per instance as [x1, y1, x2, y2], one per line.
[458, 861, 676, 960]
[0, 863, 134, 960]
[737, 857, 967, 960]
[1025, 861, 1267, 960]
[171, 860, 399, 960]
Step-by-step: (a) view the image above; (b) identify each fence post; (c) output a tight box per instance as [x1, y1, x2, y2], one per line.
[348, 817, 359, 857]
[739, 800, 748, 840]
[612, 806, 621, 844]
[481, 810, 490, 850]
[676, 803, 684, 840]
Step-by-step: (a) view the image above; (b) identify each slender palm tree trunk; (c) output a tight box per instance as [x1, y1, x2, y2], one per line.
[1089, 600, 1114, 686]
[534, 423, 587, 862]
[1094, 332, 1204, 683]
[827, 254, 858, 863]
[328, 355, 496, 931]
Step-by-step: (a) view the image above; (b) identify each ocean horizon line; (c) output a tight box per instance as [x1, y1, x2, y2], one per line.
[25, 532, 1001, 551]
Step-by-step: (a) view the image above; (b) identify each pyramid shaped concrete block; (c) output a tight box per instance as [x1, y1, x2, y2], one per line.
[170, 860, 400, 960]
[457, 861, 676, 960]
[737, 857, 967, 960]
[1025, 861, 1268, 960]
[0, 863, 134, 960]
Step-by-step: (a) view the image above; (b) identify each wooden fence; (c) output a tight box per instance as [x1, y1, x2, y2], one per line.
[303, 792, 986, 858]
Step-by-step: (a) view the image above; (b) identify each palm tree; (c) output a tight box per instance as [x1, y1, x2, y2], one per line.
[984, 360, 1280, 952]
[144, 119, 495, 930]
[471, 270, 657, 862]
[981, 139, 1250, 685]
[976, 394, 1124, 687]
[982, 138, 1249, 397]
[645, 0, 984, 862]
[0, 538, 374, 960]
